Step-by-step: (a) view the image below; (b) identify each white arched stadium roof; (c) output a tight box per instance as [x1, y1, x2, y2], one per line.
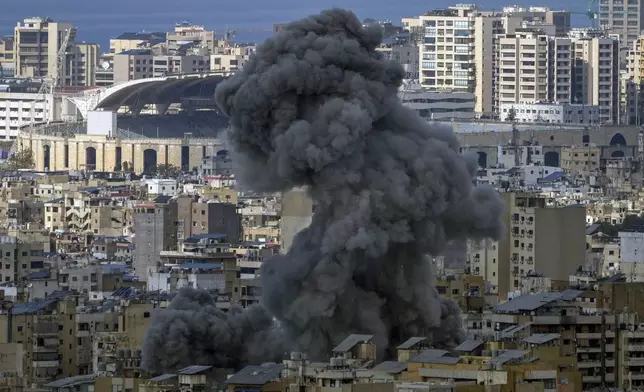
[69, 72, 231, 118]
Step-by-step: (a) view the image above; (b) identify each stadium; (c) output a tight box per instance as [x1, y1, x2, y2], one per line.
[16, 70, 644, 174]
[16, 72, 231, 173]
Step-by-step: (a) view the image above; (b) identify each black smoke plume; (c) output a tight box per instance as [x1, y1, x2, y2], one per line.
[142, 8, 503, 373]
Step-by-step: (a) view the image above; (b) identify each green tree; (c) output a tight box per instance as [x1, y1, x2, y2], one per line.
[507, 106, 517, 123]
[153, 164, 181, 178]
[2, 149, 35, 171]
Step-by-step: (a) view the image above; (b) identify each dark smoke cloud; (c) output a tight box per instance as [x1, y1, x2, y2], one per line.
[142, 289, 287, 373]
[142, 8, 503, 372]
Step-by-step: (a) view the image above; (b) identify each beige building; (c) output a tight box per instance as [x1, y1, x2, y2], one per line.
[167, 22, 216, 54]
[112, 51, 210, 83]
[469, 192, 586, 298]
[572, 37, 620, 124]
[13, 17, 76, 82]
[560, 144, 601, 181]
[72, 43, 100, 87]
[108, 32, 165, 56]
[0, 36, 13, 73]
[211, 45, 255, 72]
[414, 6, 569, 114]
[598, 0, 644, 51]
[497, 31, 559, 105]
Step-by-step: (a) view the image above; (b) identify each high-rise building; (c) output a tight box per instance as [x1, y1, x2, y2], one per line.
[12, 17, 76, 82]
[71, 43, 99, 87]
[417, 5, 480, 95]
[598, 0, 643, 51]
[571, 36, 620, 124]
[415, 5, 568, 114]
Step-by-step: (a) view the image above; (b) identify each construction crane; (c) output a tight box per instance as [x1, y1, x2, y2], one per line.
[38, 27, 76, 113]
[572, 0, 599, 29]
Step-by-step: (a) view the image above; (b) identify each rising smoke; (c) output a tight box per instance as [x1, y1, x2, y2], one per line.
[141, 8, 504, 374]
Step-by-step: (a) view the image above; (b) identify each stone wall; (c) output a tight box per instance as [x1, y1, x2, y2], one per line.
[19, 133, 226, 173]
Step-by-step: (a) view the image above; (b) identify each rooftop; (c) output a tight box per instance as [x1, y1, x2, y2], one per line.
[226, 364, 283, 386]
[332, 334, 374, 353]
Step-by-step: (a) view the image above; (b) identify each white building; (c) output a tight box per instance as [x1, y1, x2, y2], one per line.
[499, 102, 600, 124]
[619, 230, 644, 282]
[143, 179, 178, 196]
[399, 87, 475, 120]
[522, 165, 563, 185]
[497, 145, 544, 168]
[147, 264, 226, 292]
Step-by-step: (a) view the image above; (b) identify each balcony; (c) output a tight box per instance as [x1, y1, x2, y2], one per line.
[577, 360, 601, 368]
[576, 332, 602, 339]
[33, 360, 59, 368]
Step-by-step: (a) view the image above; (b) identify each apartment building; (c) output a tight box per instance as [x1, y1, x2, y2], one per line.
[71, 43, 99, 87]
[377, 44, 419, 79]
[210, 45, 254, 72]
[189, 202, 241, 243]
[468, 192, 586, 298]
[414, 6, 570, 114]
[133, 198, 178, 280]
[497, 32, 571, 106]
[572, 37, 620, 124]
[499, 102, 600, 124]
[167, 22, 216, 54]
[43, 191, 128, 236]
[13, 17, 76, 82]
[495, 32, 619, 124]
[112, 50, 210, 83]
[418, 6, 479, 96]
[0, 36, 13, 74]
[598, 0, 643, 50]
[0, 235, 47, 283]
[108, 32, 165, 56]
[560, 144, 602, 182]
[0, 87, 50, 140]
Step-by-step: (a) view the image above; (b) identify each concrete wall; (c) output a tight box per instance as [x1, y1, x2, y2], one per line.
[535, 206, 587, 282]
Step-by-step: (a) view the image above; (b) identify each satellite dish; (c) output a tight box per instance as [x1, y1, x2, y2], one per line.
[101, 61, 110, 70]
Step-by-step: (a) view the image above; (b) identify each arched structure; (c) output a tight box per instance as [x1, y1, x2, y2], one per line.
[68, 72, 231, 118]
[544, 151, 559, 167]
[143, 149, 158, 174]
[86, 147, 97, 171]
[43, 145, 50, 170]
[610, 133, 627, 146]
[612, 150, 625, 158]
[477, 151, 487, 168]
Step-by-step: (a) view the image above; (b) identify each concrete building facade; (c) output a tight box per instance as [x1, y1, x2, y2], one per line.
[280, 188, 313, 254]
[499, 103, 600, 124]
[133, 199, 178, 280]
[13, 18, 76, 82]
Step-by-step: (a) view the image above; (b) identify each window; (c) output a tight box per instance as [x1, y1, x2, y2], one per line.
[144, 312, 150, 318]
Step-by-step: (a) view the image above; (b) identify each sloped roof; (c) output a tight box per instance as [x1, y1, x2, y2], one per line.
[523, 333, 561, 345]
[373, 361, 408, 374]
[332, 334, 374, 353]
[178, 365, 212, 375]
[226, 364, 283, 385]
[453, 339, 484, 353]
[397, 337, 427, 350]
